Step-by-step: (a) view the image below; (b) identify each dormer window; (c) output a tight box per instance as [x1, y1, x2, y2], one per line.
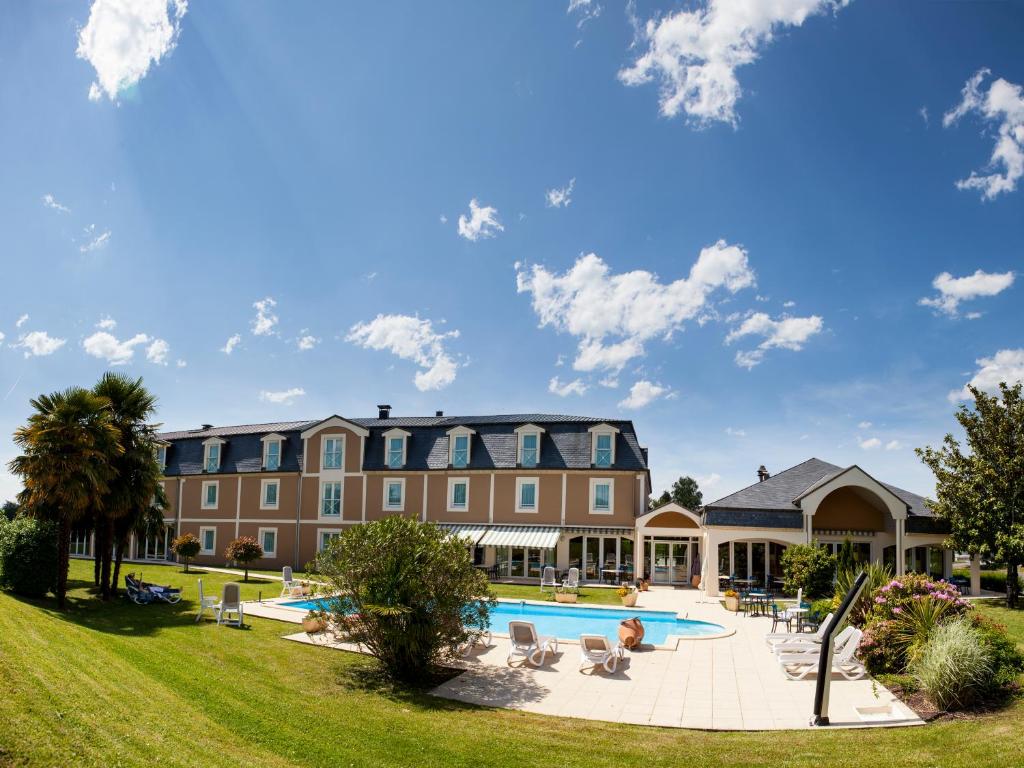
[322, 436, 344, 470]
[154, 443, 168, 470]
[588, 424, 619, 468]
[382, 428, 410, 469]
[514, 424, 545, 468]
[202, 438, 226, 473]
[447, 426, 475, 469]
[261, 433, 285, 471]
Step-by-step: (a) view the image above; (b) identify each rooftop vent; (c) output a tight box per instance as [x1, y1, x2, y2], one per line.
[377, 404, 392, 420]
[201, 423, 214, 431]
[435, 410, 444, 417]
[757, 465, 770, 483]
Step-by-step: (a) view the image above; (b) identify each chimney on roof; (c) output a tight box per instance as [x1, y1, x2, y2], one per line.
[435, 410, 444, 417]
[757, 465, 770, 482]
[201, 424, 213, 431]
[377, 404, 392, 420]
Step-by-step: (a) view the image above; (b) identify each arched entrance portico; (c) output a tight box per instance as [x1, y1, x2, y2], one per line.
[635, 503, 703, 586]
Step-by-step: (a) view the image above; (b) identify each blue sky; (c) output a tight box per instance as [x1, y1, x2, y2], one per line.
[1, 0, 1022, 504]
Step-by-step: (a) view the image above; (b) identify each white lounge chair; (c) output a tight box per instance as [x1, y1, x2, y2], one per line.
[280, 566, 303, 597]
[215, 582, 244, 627]
[195, 579, 218, 622]
[507, 621, 558, 666]
[458, 629, 493, 656]
[778, 626, 866, 681]
[561, 567, 579, 590]
[540, 566, 557, 593]
[766, 612, 833, 649]
[578, 634, 626, 674]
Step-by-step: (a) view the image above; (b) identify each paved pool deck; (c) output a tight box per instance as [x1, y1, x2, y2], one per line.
[245, 586, 923, 731]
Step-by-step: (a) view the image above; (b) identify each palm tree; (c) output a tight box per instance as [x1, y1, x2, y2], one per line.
[92, 373, 162, 599]
[8, 388, 121, 608]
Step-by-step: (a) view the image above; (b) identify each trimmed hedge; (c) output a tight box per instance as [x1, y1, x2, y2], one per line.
[0, 517, 59, 598]
[951, 567, 1021, 594]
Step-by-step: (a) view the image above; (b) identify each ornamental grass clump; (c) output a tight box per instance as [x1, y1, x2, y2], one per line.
[912, 618, 993, 711]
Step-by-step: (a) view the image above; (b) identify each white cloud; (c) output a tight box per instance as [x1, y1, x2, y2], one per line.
[619, 0, 850, 127]
[15, 314, 29, 328]
[175, 359, 187, 368]
[885, 440, 902, 451]
[695, 472, 722, 490]
[726, 312, 824, 368]
[548, 376, 588, 397]
[951, 348, 1024, 401]
[545, 178, 575, 208]
[943, 69, 1024, 199]
[79, 225, 111, 252]
[918, 269, 1014, 317]
[41, 194, 70, 213]
[857, 420, 872, 429]
[598, 375, 619, 389]
[297, 332, 319, 351]
[618, 380, 671, 409]
[76, 0, 188, 102]
[858, 437, 881, 450]
[83, 331, 149, 365]
[346, 314, 461, 391]
[783, 300, 796, 308]
[15, 331, 66, 358]
[259, 387, 306, 405]
[96, 315, 117, 330]
[568, 0, 601, 29]
[146, 338, 169, 365]
[457, 199, 503, 241]
[251, 297, 278, 336]
[221, 333, 241, 355]
[919, 105, 929, 126]
[0, 331, 5, 346]
[516, 240, 755, 373]
[439, 214, 448, 224]
[724, 427, 746, 437]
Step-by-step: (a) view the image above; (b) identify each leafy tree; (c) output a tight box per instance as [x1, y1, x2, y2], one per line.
[7, 387, 121, 609]
[313, 516, 494, 684]
[224, 536, 263, 581]
[656, 476, 703, 510]
[781, 543, 836, 597]
[836, 538, 855, 574]
[649, 490, 671, 509]
[92, 373, 164, 599]
[2, 501, 18, 521]
[0, 517, 59, 598]
[918, 382, 1024, 608]
[171, 533, 201, 573]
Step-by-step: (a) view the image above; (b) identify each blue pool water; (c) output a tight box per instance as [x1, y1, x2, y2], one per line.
[280, 597, 723, 644]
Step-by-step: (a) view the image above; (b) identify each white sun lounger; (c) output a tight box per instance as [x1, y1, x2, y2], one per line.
[778, 626, 866, 681]
[507, 621, 559, 666]
[578, 634, 626, 674]
[766, 613, 833, 649]
[458, 629, 493, 656]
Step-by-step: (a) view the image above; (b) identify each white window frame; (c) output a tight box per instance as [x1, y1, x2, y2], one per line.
[201, 480, 219, 510]
[317, 528, 342, 552]
[446, 426, 476, 469]
[321, 434, 345, 471]
[447, 477, 470, 512]
[319, 480, 342, 518]
[589, 477, 615, 515]
[515, 477, 539, 514]
[258, 527, 277, 558]
[261, 433, 285, 471]
[199, 526, 217, 555]
[202, 437, 226, 473]
[260, 478, 280, 510]
[514, 424, 545, 468]
[383, 478, 406, 512]
[154, 443, 168, 470]
[588, 424, 619, 468]
[382, 428, 410, 469]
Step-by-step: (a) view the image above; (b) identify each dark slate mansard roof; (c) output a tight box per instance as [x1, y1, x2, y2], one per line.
[157, 414, 648, 476]
[703, 457, 941, 532]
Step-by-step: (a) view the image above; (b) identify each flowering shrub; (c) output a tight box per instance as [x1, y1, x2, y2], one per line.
[866, 574, 969, 624]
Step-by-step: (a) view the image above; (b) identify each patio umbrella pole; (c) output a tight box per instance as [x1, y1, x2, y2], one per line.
[810, 570, 868, 726]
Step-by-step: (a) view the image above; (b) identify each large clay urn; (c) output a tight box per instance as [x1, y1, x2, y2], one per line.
[618, 617, 645, 649]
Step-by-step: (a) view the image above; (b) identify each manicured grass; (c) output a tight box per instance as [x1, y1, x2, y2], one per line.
[1, 560, 1023, 767]
[488, 582, 625, 605]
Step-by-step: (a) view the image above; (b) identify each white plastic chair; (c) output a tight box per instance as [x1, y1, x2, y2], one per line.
[778, 626, 866, 680]
[215, 582, 244, 627]
[195, 579, 218, 622]
[540, 566, 557, 593]
[561, 567, 579, 589]
[578, 634, 626, 674]
[507, 621, 558, 666]
[280, 566, 303, 597]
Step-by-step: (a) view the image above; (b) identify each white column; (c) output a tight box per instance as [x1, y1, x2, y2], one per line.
[943, 549, 954, 580]
[747, 542, 753, 580]
[705, 532, 721, 597]
[634, 534, 643, 585]
[895, 518, 905, 575]
[970, 553, 982, 596]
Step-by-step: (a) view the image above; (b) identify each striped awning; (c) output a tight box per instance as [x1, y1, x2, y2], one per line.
[438, 524, 488, 545]
[563, 526, 634, 536]
[478, 525, 561, 549]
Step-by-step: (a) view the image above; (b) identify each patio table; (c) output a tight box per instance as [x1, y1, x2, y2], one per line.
[787, 606, 809, 631]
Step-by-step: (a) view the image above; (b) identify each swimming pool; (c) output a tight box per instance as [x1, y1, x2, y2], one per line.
[279, 597, 724, 644]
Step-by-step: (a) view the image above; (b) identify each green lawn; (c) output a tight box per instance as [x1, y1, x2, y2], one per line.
[488, 582, 624, 605]
[1, 560, 1022, 768]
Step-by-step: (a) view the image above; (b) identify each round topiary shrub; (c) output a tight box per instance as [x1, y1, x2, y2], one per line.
[780, 543, 835, 597]
[224, 536, 263, 581]
[912, 618, 993, 711]
[170, 532, 202, 573]
[0, 517, 59, 598]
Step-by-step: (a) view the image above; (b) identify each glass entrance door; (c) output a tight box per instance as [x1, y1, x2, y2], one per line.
[652, 540, 690, 583]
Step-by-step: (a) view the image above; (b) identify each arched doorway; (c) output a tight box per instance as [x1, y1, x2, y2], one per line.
[635, 503, 703, 586]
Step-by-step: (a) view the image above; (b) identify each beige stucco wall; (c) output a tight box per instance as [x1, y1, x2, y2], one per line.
[813, 487, 886, 531]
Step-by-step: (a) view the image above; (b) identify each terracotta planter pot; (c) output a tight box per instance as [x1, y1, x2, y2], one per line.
[724, 595, 740, 612]
[302, 617, 327, 633]
[554, 592, 578, 603]
[691, 575, 701, 588]
[618, 617, 645, 648]
[621, 592, 638, 608]
[640, 580, 650, 592]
